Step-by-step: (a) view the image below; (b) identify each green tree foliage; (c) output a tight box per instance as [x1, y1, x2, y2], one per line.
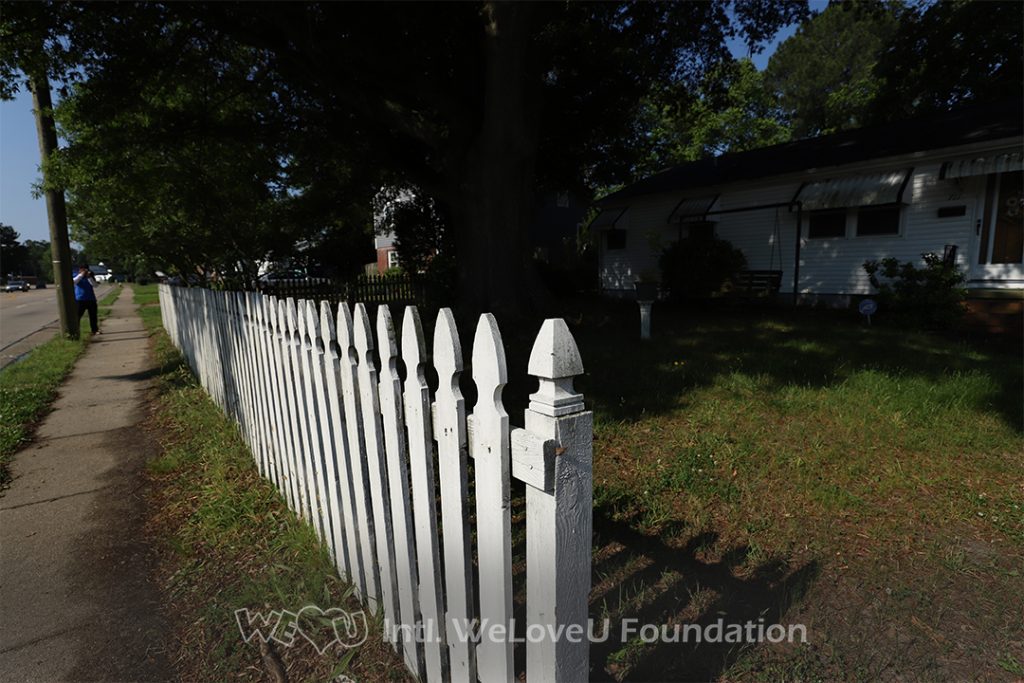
[6, 3, 806, 311]
[0, 224, 29, 277]
[869, 0, 1023, 122]
[22, 240, 53, 281]
[764, 2, 899, 137]
[639, 58, 791, 173]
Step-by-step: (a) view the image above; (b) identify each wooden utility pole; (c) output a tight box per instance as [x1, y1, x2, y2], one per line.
[29, 72, 78, 339]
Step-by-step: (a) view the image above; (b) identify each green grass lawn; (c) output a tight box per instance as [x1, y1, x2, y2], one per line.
[564, 299, 1022, 681]
[132, 283, 410, 682]
[0, 286, 122, 486]
[130, 287, 1021, 680]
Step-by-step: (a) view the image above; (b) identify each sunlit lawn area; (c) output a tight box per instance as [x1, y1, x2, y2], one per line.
[566, 299, 1022, 681]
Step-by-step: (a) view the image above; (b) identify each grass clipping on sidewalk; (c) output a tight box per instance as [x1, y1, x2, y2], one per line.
[0, 286, 121, 485]
[135, 285, 409, 682]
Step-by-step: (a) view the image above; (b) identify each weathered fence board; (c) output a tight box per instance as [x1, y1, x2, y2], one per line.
[158, 285, 593, 683]
[433, 308, 477, 683]
[401, 306, 449, 682]
[352, 303, 400, 647]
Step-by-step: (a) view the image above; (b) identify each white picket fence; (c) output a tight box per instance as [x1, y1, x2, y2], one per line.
[158, 285, 593, 682]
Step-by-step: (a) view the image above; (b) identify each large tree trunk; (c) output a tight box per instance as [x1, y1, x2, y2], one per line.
[29, 72, 79, 339]
[450, 2, 540, 319]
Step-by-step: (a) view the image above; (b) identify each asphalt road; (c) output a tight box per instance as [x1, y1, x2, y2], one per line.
[0, 284, 112, 369]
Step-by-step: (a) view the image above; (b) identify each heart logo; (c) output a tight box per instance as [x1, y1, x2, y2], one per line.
[332, 609, 368, 649]
[293, 605, 368, 654]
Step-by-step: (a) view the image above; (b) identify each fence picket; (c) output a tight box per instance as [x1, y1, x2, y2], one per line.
[377, 305, 425, 677]
[271, 297, 303, 514]
[319, 301, 364, 590]
[433, 308, 477, 683]
[352, 303, 400, 649]
[401, 306, 449, 683]
[248, 292, 275, 484]
[336, 302, 380, 608]
[470, 314, 515, 682]
[299, 299, 342, 562]
[256, 295, 284, 495]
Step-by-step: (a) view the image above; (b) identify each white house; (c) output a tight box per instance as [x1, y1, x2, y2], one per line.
[594, 100, 1023, 307]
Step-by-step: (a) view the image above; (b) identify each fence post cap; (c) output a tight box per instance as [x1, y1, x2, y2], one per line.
[528, 318, 583, 379]
[528, 318, 584, 417]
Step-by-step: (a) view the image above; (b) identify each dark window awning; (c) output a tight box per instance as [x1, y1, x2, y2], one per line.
[794, 169, 913, 211]
[590, 207, 627, 229]
[667, 195, 719, 223]
[939, 151, 1022, 179]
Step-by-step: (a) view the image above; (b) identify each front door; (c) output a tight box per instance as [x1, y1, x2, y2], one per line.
[972, 171, 1024, 284]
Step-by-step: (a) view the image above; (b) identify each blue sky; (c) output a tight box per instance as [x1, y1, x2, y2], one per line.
[0, 10, 812, 245]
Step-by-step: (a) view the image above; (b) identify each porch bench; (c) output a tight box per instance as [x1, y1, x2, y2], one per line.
[725, 270, 783, 298]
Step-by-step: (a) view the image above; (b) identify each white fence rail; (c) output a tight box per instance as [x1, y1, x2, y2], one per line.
[158, 285, 593, 682]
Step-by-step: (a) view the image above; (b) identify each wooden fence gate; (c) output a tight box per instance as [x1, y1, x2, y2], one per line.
[158, 285, 593, 682]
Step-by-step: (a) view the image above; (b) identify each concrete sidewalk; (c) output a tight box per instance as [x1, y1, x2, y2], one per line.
[0, 292, 173, 681]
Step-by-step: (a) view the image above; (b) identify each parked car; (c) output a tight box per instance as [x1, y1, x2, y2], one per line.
[4, 280, 30, 292]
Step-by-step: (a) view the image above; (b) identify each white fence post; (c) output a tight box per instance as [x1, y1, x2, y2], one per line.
[520, 319, 593, 682]
[433, 308, 477, 683]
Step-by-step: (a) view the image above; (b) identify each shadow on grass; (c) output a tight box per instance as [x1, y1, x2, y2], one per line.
[585, 511, 820, 681]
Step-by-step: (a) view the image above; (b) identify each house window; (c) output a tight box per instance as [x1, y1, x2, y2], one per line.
[387, 250, 400, 269]
[807, 209, 846, 238]
[606, 229, 626, 250]
[856, 205, 901, 236]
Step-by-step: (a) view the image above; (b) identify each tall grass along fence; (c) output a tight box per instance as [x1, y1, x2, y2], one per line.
[158, 285, 593, 682]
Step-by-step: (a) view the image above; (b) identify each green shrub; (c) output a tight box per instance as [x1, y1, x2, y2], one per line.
[862, 253, 967, 329]
[659, 233, 747, 299]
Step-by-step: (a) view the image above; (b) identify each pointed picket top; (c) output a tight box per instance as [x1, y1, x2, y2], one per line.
[527, 318, 584, 418]
[471, 313, 508, 425]
[276, 297, 289, 336]
[302, 299, 323, 353]
[295, 298, 308, 345]
[353, 303, 375, 358]
[251, 292, 262, 326]
[336, 301, 355, 357]
[433, 307, 464, 392]
[285, 297, 299, 341]
[266, 295, 278, 333]
[320, 300, 338, 355]
[376, 305, 400, 382]
[401, 307, 428, 387]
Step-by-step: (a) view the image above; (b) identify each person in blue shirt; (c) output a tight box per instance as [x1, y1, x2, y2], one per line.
[73, 265, 99, 334]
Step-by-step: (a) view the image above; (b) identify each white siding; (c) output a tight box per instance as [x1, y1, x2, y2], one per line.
[599, 194, 679, 292]
[598, 141, 1020, 297]
[794, 163, 980, 295]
